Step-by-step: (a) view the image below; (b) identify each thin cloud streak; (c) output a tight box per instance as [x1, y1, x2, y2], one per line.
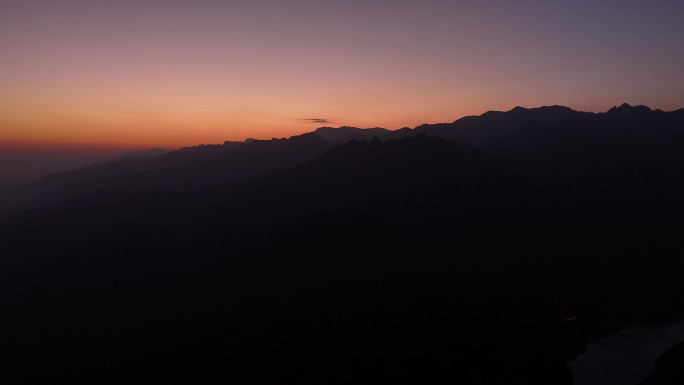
[300, 118, 336, 124]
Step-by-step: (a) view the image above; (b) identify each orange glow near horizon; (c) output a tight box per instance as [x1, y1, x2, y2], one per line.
[2, 1, 684, 151]
[5, 78, 677, 150]
[3, 98, 680, 150]
[0, 84, 521, 149]
[3, 101, 682, 151]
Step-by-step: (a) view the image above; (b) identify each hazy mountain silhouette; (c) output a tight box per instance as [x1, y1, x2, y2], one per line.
[312, 126, 393, 142]
[110, 147, 170, 161]
[2, 104, 684, 384]
[416, 105, 589, 145]
[6, 103, 676, 220]
[5, 133, 333, 214]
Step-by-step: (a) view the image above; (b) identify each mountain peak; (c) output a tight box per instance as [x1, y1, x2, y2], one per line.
[609, 102, 634, 111]
[606, 103, 652, 114]
[312, 126, 390, 142]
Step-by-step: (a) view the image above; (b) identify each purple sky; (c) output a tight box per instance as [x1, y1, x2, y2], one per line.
[1, 0, 683, 187]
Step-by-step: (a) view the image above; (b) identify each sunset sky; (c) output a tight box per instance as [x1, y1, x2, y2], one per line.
[2, 0, 684, 150]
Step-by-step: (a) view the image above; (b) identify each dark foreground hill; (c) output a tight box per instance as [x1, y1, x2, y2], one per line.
[2, 105, 684, 384]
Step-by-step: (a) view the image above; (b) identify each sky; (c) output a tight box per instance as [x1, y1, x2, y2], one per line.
[2, 0, 684, 151]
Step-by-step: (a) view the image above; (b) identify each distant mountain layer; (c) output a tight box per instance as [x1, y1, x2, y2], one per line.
[3, 103, 684, 218]
[2, 104, 684, 384]
[110, 147, 170, 161]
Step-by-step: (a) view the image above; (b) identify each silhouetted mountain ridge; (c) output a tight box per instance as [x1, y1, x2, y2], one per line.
[110, 147, 170, 161]
[2, 106, 684, 384]
[415, 105, 588, 145]
[313, 126, 392, 142]
[4, 103, 684, 222]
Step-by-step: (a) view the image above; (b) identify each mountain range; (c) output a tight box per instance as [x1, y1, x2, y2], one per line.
[2, 103, 684, 384]
[4, 103, 684, 218]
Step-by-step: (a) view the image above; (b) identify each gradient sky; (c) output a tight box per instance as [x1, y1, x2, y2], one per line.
[2, 0, 684, 149]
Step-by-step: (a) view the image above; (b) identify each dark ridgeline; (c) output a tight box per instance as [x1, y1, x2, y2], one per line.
[2, 104, 684, 384]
